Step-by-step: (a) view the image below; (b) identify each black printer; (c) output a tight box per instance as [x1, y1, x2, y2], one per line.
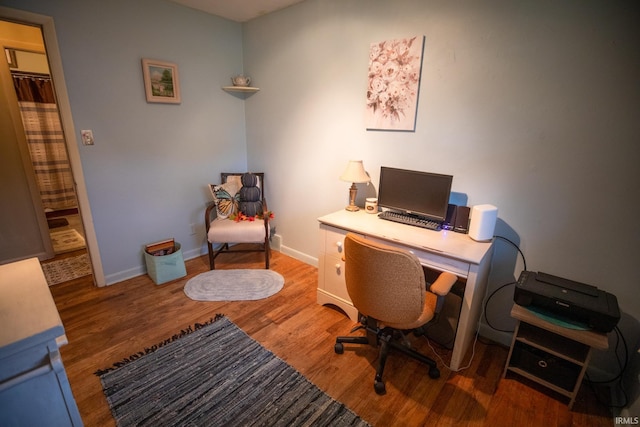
[514, 271, 620, 333]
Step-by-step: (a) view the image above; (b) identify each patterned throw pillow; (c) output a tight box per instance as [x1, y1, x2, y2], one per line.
[209, 180, 240, 219]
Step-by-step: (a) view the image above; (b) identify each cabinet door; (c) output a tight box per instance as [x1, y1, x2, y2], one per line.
[0, 67, 54, 263]
[318, 226, 366, 302]
[318, 226, 350, 301]
[322, 253, 351, 302]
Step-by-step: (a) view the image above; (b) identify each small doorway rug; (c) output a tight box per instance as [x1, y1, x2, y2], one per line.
[184, 269, 284, 301]
[50, 229, 86, 253]
[41, 253, 92, 286]
[96, 316, 370, 427]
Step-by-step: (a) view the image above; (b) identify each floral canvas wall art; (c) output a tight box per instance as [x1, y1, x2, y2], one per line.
[365, 36, 425, 131]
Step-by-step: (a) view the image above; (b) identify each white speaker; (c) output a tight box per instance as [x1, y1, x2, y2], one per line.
[468, 204, 498, 242]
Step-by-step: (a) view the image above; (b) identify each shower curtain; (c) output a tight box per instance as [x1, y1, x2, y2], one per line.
[12, 72, 76, 211]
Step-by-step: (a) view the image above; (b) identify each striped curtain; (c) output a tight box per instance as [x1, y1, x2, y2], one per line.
[12, 73, 76, 211]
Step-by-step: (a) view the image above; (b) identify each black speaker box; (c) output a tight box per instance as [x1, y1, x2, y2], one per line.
[443, 204, 456, 230]
[453, 206, 470, 234]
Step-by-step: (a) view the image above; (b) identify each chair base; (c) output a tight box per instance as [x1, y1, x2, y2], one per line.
[334, 316, 439, 395]
[207, 241, 270, 270]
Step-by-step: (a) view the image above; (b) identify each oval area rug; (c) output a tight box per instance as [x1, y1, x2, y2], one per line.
[184, 269, 284, 301]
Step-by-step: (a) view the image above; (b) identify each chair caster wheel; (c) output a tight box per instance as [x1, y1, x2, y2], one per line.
[334, 343, 344, 354]
[374, 380, 386, 395]
[429, 367, 440, 379]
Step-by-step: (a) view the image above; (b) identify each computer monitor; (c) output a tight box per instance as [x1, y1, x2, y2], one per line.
[378, 167, 453, 222]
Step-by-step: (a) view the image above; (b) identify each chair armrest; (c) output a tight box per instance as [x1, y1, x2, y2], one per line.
[428, 272, 457, 317]
[205, 201, 217, 233]
[428, 272, 458, 297]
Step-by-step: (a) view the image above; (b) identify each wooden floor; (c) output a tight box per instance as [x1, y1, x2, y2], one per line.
[49, 249, 613, 427]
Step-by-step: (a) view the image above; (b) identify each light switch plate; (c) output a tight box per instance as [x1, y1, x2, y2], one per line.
[81, 130, 94, 145]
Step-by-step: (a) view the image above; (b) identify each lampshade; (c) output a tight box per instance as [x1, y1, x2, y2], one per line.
[340, 160, 370, 183]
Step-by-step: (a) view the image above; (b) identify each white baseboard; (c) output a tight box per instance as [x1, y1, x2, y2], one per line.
[105, 265, 146, 286]
[104, 246, 206, 286]
[104, 242, 316, 286]
[280, 244, 317, 268]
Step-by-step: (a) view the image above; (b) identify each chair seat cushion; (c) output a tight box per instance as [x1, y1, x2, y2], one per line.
[381, 292, 436, 330]
[208, 218, 268, 244]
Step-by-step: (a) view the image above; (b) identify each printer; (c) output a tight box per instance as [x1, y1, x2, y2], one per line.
[514, 270, 620, 333]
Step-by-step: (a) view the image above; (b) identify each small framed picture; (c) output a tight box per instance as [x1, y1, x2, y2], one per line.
[141, 58, 181, 104]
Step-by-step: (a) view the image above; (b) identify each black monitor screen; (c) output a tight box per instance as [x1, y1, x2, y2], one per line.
[378, 167, 453, 221]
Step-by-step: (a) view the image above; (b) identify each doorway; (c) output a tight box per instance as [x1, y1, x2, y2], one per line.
[0, 6, 105, 286]
[6, 41, 87, 255]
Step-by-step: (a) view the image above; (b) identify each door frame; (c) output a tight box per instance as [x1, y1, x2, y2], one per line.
[1, 6, 105, 286]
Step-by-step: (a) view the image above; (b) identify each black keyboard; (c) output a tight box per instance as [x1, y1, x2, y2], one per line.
[378, 211, 442, 231]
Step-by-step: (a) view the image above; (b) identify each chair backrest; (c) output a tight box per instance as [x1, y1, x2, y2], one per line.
[222, 172, 264, 200]
[344, 233, 426, 325]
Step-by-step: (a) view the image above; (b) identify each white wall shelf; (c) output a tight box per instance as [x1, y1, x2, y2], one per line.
[222, 86, 260, 93]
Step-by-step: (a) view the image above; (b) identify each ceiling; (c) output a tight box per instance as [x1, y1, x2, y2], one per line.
[169, 0, 306, 22]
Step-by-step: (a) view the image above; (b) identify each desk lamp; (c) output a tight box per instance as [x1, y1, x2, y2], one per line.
[340, 160, 370, 212]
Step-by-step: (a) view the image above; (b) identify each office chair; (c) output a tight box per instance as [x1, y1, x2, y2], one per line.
[205, 172, 270, 269]
[334, 233, 458, 394]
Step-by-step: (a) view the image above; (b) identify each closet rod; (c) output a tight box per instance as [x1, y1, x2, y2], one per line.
[10, 71, 51, 80]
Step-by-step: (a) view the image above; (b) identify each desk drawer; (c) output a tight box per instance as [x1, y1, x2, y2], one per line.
[365, 236, 470, 277]
[321, 225, 363, 257]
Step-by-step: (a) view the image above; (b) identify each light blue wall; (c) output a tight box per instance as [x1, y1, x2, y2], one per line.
[0, 0, 248, 282]
[242, 0, 640, 336]
[3, 0, 639, 345]
[2, 0, 639, 404]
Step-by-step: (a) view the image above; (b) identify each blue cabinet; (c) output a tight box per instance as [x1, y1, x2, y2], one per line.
[0, 258, 82, 426]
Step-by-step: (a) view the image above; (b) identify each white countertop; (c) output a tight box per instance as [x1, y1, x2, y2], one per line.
[0, 258, 64, 350]
[318, 209, 493, 265]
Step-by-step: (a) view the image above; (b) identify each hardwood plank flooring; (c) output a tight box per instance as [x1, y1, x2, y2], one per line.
[48, 249, 613, 426]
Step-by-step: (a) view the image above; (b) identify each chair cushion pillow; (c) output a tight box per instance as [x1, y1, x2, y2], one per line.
[207, 218, 268, 243]
[209, 181, 240, 219]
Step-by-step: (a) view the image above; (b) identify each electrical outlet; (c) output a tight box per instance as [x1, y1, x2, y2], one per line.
[81, 130, 94, 145]
[271, 234, 282, 250]
[190, 223, 198, 235]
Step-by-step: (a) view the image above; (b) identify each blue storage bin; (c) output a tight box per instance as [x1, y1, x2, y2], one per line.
[144, 242, 186, 285]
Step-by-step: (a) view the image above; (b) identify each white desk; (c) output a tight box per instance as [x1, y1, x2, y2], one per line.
[0, 258, 83, 426]
[317, 210, 494, 371]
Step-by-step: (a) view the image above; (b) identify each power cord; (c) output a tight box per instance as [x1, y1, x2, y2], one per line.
[584, 325, 630, 409]
[423, 234, 528, 371]
[422, 288, 487, 373]
[493, 235, 527, 272]
[483, 282, 517, 333]
[423, 318, 480, 373]
[482, 235, 528, 333]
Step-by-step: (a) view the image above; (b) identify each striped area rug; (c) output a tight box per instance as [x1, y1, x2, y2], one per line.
[96, 316, 369, 427]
